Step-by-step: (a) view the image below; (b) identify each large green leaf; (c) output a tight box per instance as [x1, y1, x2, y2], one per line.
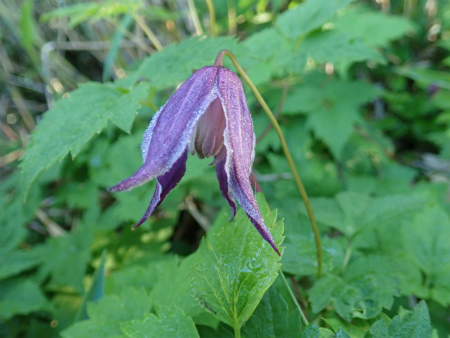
[191, 194, 284, 333]
[242, 278, 303, 337]
[368, 301, 432, 338]
[332, 6, 416, 47]
[309, 255, 399, 320]
[61, 288, 151, 338]
[35, 225, 93, 293]
[0, 279, 52, 320]
[275, 0, 353, 40]
[120, 306, 199, 338]
[123, 36, 247, 89]
[403, 206, 450, 306]
[20, 82, 150, 195]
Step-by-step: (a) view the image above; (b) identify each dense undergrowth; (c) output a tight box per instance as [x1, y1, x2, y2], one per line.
[1, 0, 449, 337]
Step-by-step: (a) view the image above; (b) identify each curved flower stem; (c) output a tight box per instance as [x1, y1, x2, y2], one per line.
[205, 0, 216, 36]
[132, 14, 163, 52]
[216, 49, 323, 277]
[279, 271, 309, 326]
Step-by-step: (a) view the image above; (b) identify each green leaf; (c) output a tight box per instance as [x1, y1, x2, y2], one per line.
[61, 287, 151, 338]
[300, 192, 426, 238]
[35, 225, 93, 293]
[309, 255, 399, 320]
[403, 206, 450, 306]
[368, 301, 432, 338]
[275, 0, 353, 40]
[304, 79, 380, 159]
[300, 323, 320, 338]
[242, 279, 302, 337]
[301, 30, 384, 66]
[0, 249, 42, 280]
[191, 194, 284, 332]
[332, 6, 416, 47]
[75, 250, 107, 322]
[124, 36, 247, 89]
[282, 234, 344, 277]
[150, 255, 203, 318]
[0, 279, 52, 320]
[21, 82, 150, 196]
[120, 306, 199, 338]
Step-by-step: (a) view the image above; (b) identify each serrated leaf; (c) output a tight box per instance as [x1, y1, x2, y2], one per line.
[191, 194, 283, 332]
[368, 301, 432, 338]
[275, 0, 353, 40]
[309, 255, 399, 320]
[301, 30, 384, 66]
[403, 206, 450, 306]
[124, 36, 247, 89]
[304, 79, 380, 159]
[0, 249, 42, 280]
[21, 82, 150, 195]
[282, 234, 344, 277]
[332, 6, 416, 47]
[300, 192, 426, 238]
[120, 306, 199, 338]
[300, 323, 320, 338]
[35, 225, 93, 293]
[61, 287, 151, 338]
[242, 279, 302, 337]
[0, 279, 51, 320]
[150, 255, 203, 318]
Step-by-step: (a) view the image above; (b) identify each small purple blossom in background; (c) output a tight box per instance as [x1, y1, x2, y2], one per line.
[108, 65, 279, 255]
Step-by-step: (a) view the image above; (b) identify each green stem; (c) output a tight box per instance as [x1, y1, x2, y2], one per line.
[280, 271, 309, 326]
[205, 0, 216, 36]
[133, 14, 163, 51]
[234, 324, 241, 338]
[215, 50, 323, 277]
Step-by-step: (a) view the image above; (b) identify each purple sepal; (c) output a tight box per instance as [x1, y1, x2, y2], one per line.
[215, 158, 236, 219]
[216, 67, 280, 255]
[133, 148, 188, 228]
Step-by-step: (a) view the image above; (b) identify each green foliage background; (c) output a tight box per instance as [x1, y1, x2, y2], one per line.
[1, 0, 449, 337]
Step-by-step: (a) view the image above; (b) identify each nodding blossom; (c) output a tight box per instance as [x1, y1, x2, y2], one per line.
[108, 65, 279, 255]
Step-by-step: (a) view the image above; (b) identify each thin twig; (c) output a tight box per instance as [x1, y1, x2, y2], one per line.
[35, 209, 67, 237]
[185, 196, 210, 231]
[0, 149, 24, 167]
[280, 271, 309, 326]
[187, 0, 203, 35]
[227, 0, 237, 35]
[132, 14, 163, 51]
[205, 0, 216, 36]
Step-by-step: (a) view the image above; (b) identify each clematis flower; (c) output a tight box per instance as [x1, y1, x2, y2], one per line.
[108, 65, 279, 255]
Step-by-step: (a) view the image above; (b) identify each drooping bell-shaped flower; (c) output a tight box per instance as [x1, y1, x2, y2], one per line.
[108, 65, 279, 255]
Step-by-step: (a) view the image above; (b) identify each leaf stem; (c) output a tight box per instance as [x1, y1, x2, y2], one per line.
[279, 271, 309, 326]
[216, 49, 323, 277]
[205, 0, 216, 36]
[132, 14, 163, 52]
[234, 326, 241, 338]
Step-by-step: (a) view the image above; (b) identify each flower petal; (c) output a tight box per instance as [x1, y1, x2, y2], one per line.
[109, 66, 218, 192]
[216, 67, 280, 255]
[133, 148, 188, 228]
[215, 157, 236, 219]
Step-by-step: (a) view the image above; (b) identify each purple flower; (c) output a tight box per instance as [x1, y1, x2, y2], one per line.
[108, 66, 279, 255]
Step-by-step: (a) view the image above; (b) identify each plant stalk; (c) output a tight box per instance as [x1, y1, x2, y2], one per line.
[215, 49, 323, 277]
[280, 271, 309, 326]
[132, 14, 163, 51]
[205, 0, 216, 36]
